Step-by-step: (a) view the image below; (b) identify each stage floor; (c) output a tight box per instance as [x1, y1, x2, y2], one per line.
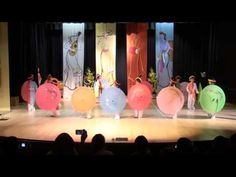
[1, 100, 236, 143]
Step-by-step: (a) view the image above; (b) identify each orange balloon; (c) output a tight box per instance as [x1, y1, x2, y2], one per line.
[71, 87, 96, 112]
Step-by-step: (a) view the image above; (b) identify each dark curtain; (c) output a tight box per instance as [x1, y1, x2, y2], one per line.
[173, 22, 219, 83]
[215, 22, 236, 103]
[173, 22, 236, 102]
[116, 23, 127, 94]
[147, 27, 156, 75]
[84, 23, 96, 75]
[8, 22, 62, 99]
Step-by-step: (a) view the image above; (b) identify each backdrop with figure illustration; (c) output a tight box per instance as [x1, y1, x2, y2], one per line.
[156, 23, 174, 92]
[96, 23, 116, 85]
[127, 23, 148, 92]
[63, 23, 85, 100]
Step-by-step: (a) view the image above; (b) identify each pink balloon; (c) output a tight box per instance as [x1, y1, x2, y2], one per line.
[36, 83, 61, 110]
[156, 87, 184, 116]
[142, 80, 153, 93]
[127, 84, 152, 111]
[21, 81, 30, 103]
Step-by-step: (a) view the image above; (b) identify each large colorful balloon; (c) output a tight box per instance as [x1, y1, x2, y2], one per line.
[156, 86, 184, 116]
[127, 84, 152, 111]
[180, 82, 188, 104]
[142, 81, 153, 93]
[100, 78, 110, 89]
[21, 81, 30, 103]
[199, 85, 226, 114]
[36, 83, 61, 110]
[100, 87, 126, 113]
[71, 87, 96, 112]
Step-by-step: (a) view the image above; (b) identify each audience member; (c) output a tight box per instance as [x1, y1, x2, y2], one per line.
[91, 134, 113, 155]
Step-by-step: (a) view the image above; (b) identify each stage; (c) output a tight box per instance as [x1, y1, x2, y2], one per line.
[0, 100, 236, 143]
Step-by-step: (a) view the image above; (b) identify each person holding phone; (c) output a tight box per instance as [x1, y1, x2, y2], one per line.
[207, 78, 217, 119]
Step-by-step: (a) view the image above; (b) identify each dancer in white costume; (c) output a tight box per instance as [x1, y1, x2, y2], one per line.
[50, 79, 61, 117]
[112, 80, 121, 120]
[94, 74, 109, 99]
[207, 78, 217, 119]
[27, 74, 38, 112]
[134, 76, 144, 119]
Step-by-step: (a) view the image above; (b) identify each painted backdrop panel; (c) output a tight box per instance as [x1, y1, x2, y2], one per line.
[96, 23, 116, 85]
[127, 23, 148, 92]
[156, 23, 174, 92]
[63, 23, 84, 100]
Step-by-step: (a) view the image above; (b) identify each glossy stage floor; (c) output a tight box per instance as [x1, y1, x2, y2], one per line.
[1, 100, 236, 143]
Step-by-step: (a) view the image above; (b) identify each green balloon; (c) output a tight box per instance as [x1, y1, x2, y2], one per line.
[199, 85, 226, 114]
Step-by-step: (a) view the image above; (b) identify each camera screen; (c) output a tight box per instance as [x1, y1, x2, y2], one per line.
[75, 130, 83, 135]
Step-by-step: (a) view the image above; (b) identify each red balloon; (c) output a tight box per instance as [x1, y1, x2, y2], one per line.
[142, 80, 153, 93]
[127, 84, 152, 111]
[36, 83, 61, 110]
[21, 81, 30, 103]
[156, 87, 184, 116]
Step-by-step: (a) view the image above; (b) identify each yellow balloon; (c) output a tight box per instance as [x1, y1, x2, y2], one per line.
[71, 87, 96, 112]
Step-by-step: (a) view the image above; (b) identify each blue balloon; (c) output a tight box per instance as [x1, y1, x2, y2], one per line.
[100, 87, 126, 113]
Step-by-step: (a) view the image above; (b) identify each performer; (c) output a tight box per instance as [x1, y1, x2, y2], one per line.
[169, 78, 176, 87]
[134, 76, 144, 118]
[199, 72, 208, 88]
[45, 74, 62, 90]
[169, 77, 180, 119]
[208, 78, 216, 85]
[27, 74, 38, 112]
[111, 80, 121, 88]
[175, 75, 181, 89]
[97, 74, 103, 96]
[84, 80, 90, 87]
[112, 80, 121, 120]
[37, 67, 42, 86]
[186, 75, 199, 110]
[50, 79, 61, 117]
[207, 78, 217, 119]
[94, 74, 109, 98]
[45, 74, 52, 83]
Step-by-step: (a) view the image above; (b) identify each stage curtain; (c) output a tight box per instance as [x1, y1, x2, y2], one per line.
[0, 23, 10, 111]
[147, 28, 156, 75]
[8, 22, 62, 100]
[116, 23, 127, 94]
[173, 23, 219, 84]
[84, 23, 96, 75]
[173, 22, 236, 102]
